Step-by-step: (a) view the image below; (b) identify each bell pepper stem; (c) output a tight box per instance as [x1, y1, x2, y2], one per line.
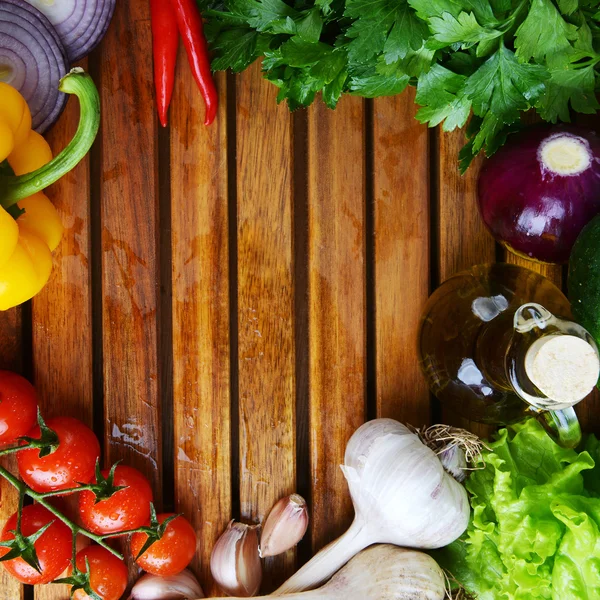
[0, 68, 100, 209]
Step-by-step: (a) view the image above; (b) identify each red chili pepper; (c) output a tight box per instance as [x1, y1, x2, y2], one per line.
[150, 0, 179, 128]
[170, 0, 218, 126]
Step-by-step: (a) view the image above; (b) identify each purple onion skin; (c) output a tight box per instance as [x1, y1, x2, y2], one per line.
[478, 124, 600, 264]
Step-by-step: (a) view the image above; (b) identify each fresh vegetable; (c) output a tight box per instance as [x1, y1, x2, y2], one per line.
[0, 0, 68, 132]
[213, 545, 446, 600]
[211, 520, 262, 597]
[0, 504, 71, 584]
[0, 68, 100, 310]
[78, 464, 153, 534]
[150, 0, 179, 128]
[0, 370, 38, 444]
[260, 494, 309, 558]
[201, 0, 600, 169]
[0, 82, 63, 310]
[171, 0, 218, 126]
[130, 570, 205, 600]
[0, 383, 199, 594]
[478, 125, 600, 264]
[569, 214, 600, 350]
[275, 419, 470, 594]
[437, 418, 600, 599]
[17, 416, 101, 492]
[63, 546, 128, 600]
[131, 513, 197, 577]
[24, 0, 117, 63]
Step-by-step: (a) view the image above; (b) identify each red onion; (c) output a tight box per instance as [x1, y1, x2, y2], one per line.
[478, 125, 600, 264]
[24, 0, 116, 63]
[0, 0, 68, 132]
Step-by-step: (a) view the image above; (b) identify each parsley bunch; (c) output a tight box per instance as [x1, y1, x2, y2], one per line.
[200, 0, 600, 171]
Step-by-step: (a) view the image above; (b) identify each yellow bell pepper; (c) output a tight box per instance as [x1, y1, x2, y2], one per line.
[0, 69, 100, 311]
[0, 229, 53, 312]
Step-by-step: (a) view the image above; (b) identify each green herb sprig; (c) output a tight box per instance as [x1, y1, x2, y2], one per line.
[200, 0, 600, 171]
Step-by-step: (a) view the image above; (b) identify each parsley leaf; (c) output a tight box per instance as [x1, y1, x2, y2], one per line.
[349, 57, 411, 97]
[207, 27, 266, 72]
[344, 0, 425, 63]
[415, 64, 472, 130]
[466, 44, 548, 123]
[537, 63, 600, 122]
[515, 0, 579, 62]
[428, 11, 502, 49]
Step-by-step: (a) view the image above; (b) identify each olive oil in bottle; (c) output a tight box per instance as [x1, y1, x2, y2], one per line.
[418, 263, 600, 447]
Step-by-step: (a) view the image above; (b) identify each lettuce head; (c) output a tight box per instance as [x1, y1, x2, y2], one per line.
[436, 418, 600, 599]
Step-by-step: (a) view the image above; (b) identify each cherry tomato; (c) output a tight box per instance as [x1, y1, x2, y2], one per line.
[0, 504, 71, 584]
[17, 417, 100, 492]
[0, 370, 38, 444]
[78, 465, 153, 534]
[71, 546, 128, 600]
[131, 513, 197, 576]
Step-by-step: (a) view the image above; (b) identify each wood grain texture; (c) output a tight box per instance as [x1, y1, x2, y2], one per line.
[100, 0, 161, 486]
[307, 96, 366, 552]
[373, 89, 430, 425]
[32, 62, 93, 600]
[236, 63, 296, 591]
[171, 55, 231, 595]
[0, 308, 23, 600]
[438, 131, 492, 282]
[438, 129, 493, 436]
[99, 10, 162, 583]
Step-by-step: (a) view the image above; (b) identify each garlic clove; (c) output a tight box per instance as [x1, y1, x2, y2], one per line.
[260, 494, 309, 558]
[211, 520, 262, 597]
[438, 443, 468, 483]
[129, 569, 204, 599]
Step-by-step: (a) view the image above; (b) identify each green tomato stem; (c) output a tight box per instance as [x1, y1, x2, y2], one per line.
[0, 465, 122, 560]
[16, 489, 24, 535]
[0, 68, 100, 209]
[0, 445, 23, 457]
[38, 485, 93, 498]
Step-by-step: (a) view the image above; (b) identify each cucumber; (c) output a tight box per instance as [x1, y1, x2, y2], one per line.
[569, 214, 600, 345]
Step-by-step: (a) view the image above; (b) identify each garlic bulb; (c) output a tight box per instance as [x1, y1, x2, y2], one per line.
[275, 418, 470, 594]
[209, 544, 446, 600]
[129, 569, 204, 599]
[211, 520, 262, 597]
[260, 494, 309, 558]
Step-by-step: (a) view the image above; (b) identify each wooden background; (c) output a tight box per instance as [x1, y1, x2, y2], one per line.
[1, 2, 599, 599]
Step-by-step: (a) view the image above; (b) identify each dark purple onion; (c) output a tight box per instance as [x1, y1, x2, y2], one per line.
[0, 0, 68, 132]
[24, 0, 116, 63]
[478, 124, 600, 264]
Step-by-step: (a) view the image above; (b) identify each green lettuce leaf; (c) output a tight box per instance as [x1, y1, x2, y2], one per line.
[436, 419, 600, 599]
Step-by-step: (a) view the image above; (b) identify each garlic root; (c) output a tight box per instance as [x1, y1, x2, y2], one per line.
[206, 545, 446, 600]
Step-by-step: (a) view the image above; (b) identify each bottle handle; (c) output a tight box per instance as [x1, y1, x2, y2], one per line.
[537, 407, 581, 448]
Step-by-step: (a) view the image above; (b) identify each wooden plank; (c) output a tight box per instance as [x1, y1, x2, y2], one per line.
[99, 0, 162, 523]
[373, 90, 430, 426]
[0, 309, 23, 600]
[438, 131, 492, 282]
[438, 130, 492, 436]
[307, 97, 366, 553]
[170, 54, 231, 596]
[236, 63, 296, 591]
[32, 60, 93, 600]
